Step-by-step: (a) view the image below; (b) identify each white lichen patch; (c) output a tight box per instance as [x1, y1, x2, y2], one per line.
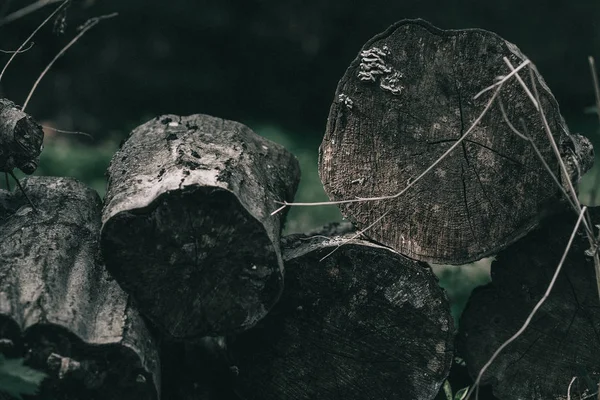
[338, 93, 354, 109]
[358, 45, 404, 95]
[380, 71, 404, 95]
[358, 46, 392, 82]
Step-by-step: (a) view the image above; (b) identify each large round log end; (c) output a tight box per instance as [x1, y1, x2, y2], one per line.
[319, 19, 592, 265]
[232, 233, 454, 400]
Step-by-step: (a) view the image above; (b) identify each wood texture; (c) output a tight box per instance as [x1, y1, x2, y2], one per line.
[101, 114, 300, 340]
[0, 176, 160, 400]
[319, 19, 594, 265]
[231, 232, 454, 400]
[0, 98, 43, 174]
[458, 207, 600, 400]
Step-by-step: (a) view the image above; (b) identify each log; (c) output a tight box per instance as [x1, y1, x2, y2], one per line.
[0, 98, 44, 174]
[458, 207, 600, 400]
[0, 176, 160, 400]
[230, 231, 454, 400]
[101, 114, 301, 340]
[319, 19, 594, 265]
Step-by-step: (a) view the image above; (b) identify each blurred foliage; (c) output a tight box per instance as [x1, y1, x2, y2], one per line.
[431, 260, 492, 324]
[0, 354, 46, 400]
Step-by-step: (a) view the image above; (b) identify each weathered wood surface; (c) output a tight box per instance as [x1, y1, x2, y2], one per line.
[458, 207, 600, 400]
[101, 114, 301, 340]
[0, 176, 160, 400]
[319, 19, 594, 265]
[0, 98, 44, 174]
[231, 231, 454, 400]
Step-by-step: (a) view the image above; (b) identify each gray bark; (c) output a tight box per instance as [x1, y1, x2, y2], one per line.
[0, 176, 160, 400]
[319, 19, 594, 265]
[0, 98, 43, 174]
[231, 232, 454, 400]
[458, 207, 600, 400]
[101, 114, 300, 340]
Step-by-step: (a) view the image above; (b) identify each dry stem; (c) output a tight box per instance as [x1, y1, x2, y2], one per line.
[465, 206, 588, 400]
[0, 0, 70, 84]
[0, 0, 64, 27]
[22, 12, 118, 111]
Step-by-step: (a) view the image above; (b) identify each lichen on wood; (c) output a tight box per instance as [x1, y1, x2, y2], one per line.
[101, 114, 300, 340]
[0, 176, 160, 400]
[319, 19, 593, 265]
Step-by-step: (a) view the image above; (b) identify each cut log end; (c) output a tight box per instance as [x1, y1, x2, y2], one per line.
[101, 114, 300, 340]
[232, 233, 454, 400]
[0, 98, 43, 173]
[102, 185, 283, 339]
[458, 207, 600, 400]
[319, 19, 592, 265]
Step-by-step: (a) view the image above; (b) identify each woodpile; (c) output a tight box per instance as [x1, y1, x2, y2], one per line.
[0, 18, 596, 400]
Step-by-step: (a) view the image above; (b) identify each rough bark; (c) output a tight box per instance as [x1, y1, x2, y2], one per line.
[0, 98, 44, 174]
[458, 207, 600, 400]
[0, 176, 160, 400]
[231, 232, 454, 400]
[101, 114, 301, 340]
[319, 19, 594, 265]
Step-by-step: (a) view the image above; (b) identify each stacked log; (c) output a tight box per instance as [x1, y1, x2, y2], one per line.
[459, 208, 600, 399]
[0, 98, 44, 175]
[100, 114, 301, 340]
[0, 176, 160, 400]
[319, 19, 593, 265]
[231, 230, 454, 400]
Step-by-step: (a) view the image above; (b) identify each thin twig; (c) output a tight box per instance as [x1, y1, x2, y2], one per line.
[498, 98, 589, 236]
[527, 65, 600, 301]
[42, 125, 93, 139]
[588, 56, 600, 127]
[502, 57, 538, 109]
[9, 171, 37, 212]
[473, 59, 532, 100]
[0, 42, 34, 54]
[0, 0, 64, 27]
[567, 376, 577, 400]
[526, 66, 589, 224]
[270, 59, 532, 215]
[464, 206, 588, 400]
[22, 12, 119, 111]
[505, 59, 592, 237]
[587, 56, 600, 205]
[0, 0, 70, 84]
[582, 390, 599, 400]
